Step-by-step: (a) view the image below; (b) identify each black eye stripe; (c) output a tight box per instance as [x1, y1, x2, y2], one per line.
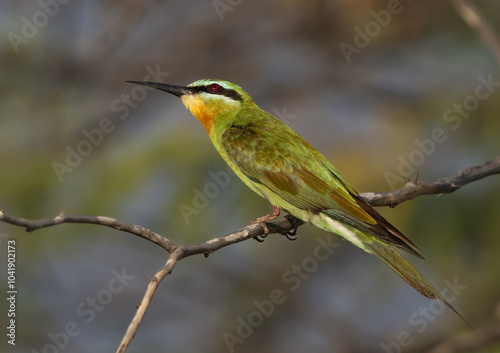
[192, 85, 243, 102]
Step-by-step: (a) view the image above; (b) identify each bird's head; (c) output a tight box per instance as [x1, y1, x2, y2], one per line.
[127, 79, 253, 134]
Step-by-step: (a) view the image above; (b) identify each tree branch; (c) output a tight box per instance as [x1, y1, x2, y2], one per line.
[0, 210, 177, 253]
[1, 157, 499, 352]
[117, 250, 182, 353]
[361, 156, 500, 207]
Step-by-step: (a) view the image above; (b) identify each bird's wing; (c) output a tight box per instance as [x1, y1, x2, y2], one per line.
[222, 118, 421, 257]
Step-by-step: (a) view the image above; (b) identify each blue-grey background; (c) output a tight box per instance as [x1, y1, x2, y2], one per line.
[0, 1, 499, 352]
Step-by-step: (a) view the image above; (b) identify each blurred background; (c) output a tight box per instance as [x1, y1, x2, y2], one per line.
[0, 1, 499, 352]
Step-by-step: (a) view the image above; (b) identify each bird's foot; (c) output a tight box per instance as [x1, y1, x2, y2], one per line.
[254, 234, 267, 242]
[284, 232, 297, 241]
[251, 206, 281, 242]
[283, 214, 301, 241]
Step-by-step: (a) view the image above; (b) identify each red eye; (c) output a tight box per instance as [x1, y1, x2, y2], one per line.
[208, 83, 222, 92]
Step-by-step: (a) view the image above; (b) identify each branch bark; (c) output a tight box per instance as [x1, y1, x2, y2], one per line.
[0, 156, 499, 352]
[361, 156, 500, 207]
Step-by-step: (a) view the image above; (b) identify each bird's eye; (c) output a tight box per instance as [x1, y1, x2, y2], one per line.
[208, 83, 222, 92]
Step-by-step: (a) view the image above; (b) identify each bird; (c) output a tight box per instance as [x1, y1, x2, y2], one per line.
[127, 78, 469, 324]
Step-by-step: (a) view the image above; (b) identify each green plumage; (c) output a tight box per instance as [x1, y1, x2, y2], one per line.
[129, 78, 470, 325]
[217, 106, 448, 300]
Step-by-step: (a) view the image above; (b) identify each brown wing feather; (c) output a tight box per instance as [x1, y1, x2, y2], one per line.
[222, 121, 422, 259]
[263, 170, 299, 196]
[324, 164, 423, 258]
[355, 195, 423, 259]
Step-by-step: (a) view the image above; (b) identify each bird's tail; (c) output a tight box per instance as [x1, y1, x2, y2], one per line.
[312, 213, 472, 327]
[366, 239, 439, 299]
[365, 239, 472, 327]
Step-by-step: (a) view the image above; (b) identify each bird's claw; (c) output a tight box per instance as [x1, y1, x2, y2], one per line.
[283, 214, 300, 240]
[253, 221, 270, 242]
[251, 206, 280, 242]
[254, 233, 268, 242]
[284, 232, 298, 241]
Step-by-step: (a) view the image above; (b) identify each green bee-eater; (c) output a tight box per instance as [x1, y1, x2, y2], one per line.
[128, 79, 467, 322]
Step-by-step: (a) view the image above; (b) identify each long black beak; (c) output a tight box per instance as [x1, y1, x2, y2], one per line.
[126, 81, 194, 97]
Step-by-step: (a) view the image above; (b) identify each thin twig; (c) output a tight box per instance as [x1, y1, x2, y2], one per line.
[451, 0, 500, 68]
[117, 249, 183, 353]
[0, 157, 499, 352]
[425, 317, 500, 353]
[361, 156, 500, 207]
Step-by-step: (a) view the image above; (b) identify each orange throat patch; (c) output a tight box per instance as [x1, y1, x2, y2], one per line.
[181, 95, 214, 134]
